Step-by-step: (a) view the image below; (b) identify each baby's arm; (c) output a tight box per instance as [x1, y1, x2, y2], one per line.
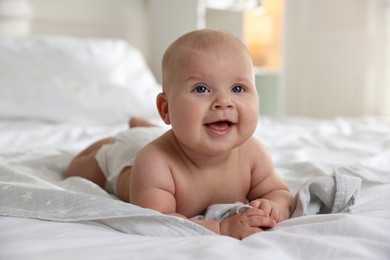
[129, 145, 177, 214]
[247, 139, 292, 222]
[129, 142, 275, 240]
[217, 208, 276, 239]
[176, 208, 276, 240]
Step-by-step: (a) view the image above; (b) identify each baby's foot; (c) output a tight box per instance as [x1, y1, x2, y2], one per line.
[128, 117, 156, 128]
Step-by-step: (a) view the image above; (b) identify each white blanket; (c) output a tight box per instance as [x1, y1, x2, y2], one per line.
[0, 162, 366, 236]
[0, 162, 212, 236]
[1, 117, 390, 259]
[0, 130, 379, 237]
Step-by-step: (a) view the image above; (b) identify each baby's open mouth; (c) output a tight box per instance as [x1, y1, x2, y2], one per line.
[204, 120, 235, 134]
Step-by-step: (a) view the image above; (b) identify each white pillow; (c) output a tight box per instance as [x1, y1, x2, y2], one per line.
[0, 35, 162, 124]
[0, 35, 156, 87]
[0, 78, 161, 124]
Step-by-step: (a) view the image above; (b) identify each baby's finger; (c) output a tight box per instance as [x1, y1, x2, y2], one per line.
[244, 207, 267, 217]
[247, 215, 276, 229]
[249, 200, 261, 208]
[269, 208, 281, 223]
[258, 201, 272, 216]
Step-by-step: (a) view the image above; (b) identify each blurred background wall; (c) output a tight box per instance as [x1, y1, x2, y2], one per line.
[1, 0, 388, 118]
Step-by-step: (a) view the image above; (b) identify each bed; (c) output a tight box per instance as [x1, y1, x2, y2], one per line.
[1, 34, 390, 259]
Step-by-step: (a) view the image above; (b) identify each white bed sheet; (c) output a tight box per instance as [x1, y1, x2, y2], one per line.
[1, 117, 390, 259]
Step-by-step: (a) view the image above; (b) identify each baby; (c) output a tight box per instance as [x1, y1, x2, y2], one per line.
[66, 29, 292, 239]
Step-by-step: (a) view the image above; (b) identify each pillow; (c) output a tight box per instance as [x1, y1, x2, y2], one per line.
[0, 35, 156, 87]
[0, 35, 162, 124]
[0, 78, 161, 124]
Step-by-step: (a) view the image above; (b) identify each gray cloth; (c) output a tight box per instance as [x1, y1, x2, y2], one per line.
[291, 172, 361, 218]
[192, 202, 251, 221]
[199, 171, 362, 221]
[198, 171, 362, 221]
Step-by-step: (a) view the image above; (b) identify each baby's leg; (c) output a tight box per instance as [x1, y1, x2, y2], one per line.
[65, 137, 112, 188]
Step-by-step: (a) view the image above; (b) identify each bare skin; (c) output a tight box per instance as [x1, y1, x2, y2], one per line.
[65, 29, 292, 239]
[128, 117, 155, 128]
[66, 118, 291, 238]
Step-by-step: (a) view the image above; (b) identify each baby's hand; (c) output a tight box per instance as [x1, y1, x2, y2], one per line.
[249, 199, 284, 223]
[219, 208, 276, 240]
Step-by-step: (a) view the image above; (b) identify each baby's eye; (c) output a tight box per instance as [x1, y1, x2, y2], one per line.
[193, 84, 210, 93]
[232, 85, 245, 93]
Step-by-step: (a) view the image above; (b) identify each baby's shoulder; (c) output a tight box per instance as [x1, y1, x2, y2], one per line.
[132, 131, 175, 178]
[136, 129, 175, 158]
[238, 137, 273, 166]
[241, 136, 268, 154]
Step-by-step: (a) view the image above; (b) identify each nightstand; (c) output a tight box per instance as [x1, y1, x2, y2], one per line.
[255, 69, 282, 117]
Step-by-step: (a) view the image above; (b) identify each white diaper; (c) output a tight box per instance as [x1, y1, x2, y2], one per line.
[95, 127, 167, 194]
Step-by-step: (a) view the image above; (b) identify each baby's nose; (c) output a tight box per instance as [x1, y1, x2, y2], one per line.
[211, 95, 234, 110]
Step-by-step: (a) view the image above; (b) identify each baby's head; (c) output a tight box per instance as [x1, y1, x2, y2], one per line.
[157, 29, 259, 155]
[162, 29, 253, 92]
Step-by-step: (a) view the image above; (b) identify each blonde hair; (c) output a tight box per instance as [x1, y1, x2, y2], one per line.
[161, 29, 251, 91]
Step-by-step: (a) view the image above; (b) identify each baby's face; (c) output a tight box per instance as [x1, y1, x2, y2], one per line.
[165, 43, 259, 155]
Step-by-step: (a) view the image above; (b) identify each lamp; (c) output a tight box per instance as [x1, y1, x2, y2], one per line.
[244, 0, 282, 69]
[203, 0, 282, 69]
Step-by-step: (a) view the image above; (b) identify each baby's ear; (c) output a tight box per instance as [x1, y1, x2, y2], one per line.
[156, 93, 170, 125]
